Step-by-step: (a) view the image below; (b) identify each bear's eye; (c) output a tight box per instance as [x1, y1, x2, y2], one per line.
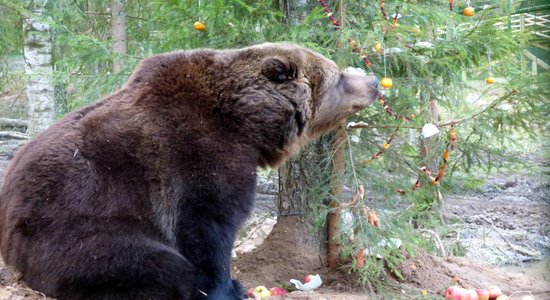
[261, 57, 298, 83]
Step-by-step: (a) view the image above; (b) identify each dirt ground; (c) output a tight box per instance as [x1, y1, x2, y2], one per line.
[0, 139, 549, 300]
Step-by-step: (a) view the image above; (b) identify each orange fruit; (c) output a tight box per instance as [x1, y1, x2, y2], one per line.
[380, 77, 393, 89]
[194, 21, 206, 31]
[464, 7, 475, 17]
[485, 76, 495, 84]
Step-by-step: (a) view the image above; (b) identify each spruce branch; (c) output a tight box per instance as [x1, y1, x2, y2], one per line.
[438, 89, 518, 127]
[462, 8, 490, 39]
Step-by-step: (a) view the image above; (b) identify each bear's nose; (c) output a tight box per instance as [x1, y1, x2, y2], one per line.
[371, 76, 380, 89]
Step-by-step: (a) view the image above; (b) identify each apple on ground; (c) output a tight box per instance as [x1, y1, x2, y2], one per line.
[252, 285, 271, 300]
[476, 289, 490, 300]
[468, 289, 479, 300]
[246, 287, 255, 298]
[488, 286, 503, 299]
[304, 275, 314, 283]
[269, 287, 287, 296]
[445, 286, 465, 300]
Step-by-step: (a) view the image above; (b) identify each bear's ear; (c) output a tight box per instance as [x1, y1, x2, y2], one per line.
[261, 57, 298, 83]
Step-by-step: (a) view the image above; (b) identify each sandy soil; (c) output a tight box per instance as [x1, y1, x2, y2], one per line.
[0, 139, 549, 299]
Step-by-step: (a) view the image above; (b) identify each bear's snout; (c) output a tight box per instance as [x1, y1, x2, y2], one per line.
[371, 76, 380, 90]
[342, 73, 380, 107]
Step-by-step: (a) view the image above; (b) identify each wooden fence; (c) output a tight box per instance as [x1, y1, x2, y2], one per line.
[496, 12, 550, 74]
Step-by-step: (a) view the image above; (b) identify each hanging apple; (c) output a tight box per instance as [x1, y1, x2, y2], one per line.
[380, 77, 393, 89]
[464, 7, 475, 17]
[194, 21, 206, 31]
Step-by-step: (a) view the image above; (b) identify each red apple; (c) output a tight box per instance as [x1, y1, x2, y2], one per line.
[488, 286, 503, 299]
[476, 289, 490, 300]
[303, 274, 314, 283]
[446, 286, 464, 300]
[246, 287, 255, 298]
[468, 289, 479, 300]
[269, 287, 287, 296]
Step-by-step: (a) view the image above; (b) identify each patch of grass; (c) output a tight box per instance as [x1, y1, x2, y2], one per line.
[462, 177, 487, 192]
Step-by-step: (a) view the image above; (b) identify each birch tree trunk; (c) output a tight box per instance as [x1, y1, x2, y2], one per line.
[110, 0, 127, 74]
[23, 0, 54, 137]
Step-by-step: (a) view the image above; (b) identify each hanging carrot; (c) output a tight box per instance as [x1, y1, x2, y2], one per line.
[356, 248, 365, 268]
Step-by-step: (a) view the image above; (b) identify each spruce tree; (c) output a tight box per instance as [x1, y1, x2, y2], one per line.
[310, 0, 549, 290]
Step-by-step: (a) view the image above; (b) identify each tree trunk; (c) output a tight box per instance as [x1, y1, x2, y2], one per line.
[271, 0, 337, 271]
[110, 0, 127, 74]
[276, 136, 333, 258]
[420, 94, 442, 210]
[278, 0, 314, 25]
[23, 0, 55, 136]
[327, 122, 346, 269]
[233, 137, 334, 284]
[327, 0, 347, 270]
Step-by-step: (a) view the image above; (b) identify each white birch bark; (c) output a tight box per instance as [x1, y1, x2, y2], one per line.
[110, 0, 127, 74]
[23, 0, 54, 136]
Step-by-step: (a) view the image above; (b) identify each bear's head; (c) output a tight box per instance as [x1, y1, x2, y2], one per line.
[221, 43, 380, 167]
[129, 43, 380, 168]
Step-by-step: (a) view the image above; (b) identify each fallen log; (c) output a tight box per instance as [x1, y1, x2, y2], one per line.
[0, 131, 29, 140]
[0, 118, 28, 128]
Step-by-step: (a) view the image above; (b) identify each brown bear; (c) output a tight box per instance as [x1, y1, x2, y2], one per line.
[0, 43, 379, 299]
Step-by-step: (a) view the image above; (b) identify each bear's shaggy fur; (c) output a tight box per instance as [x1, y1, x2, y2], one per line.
[0, 43, 379, 299]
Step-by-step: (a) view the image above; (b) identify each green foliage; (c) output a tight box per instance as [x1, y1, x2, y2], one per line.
[311, 0, 548, 291]
[1, 0, 329, 113]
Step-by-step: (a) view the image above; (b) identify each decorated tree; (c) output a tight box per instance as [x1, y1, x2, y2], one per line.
[304, 0, 549, 291]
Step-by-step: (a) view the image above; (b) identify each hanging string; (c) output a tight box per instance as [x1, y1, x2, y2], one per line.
[383, 46, 387, 78]
[397, 122, 458, 194]
[198, 0, 201, 21]
[361, 127, 400, 164]
[378, 94, 416, 121]
[379, 0, 389, 21]
[318, 0, 341, 28]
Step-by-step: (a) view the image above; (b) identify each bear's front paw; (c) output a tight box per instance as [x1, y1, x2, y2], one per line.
[232, 279, 245, 298]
